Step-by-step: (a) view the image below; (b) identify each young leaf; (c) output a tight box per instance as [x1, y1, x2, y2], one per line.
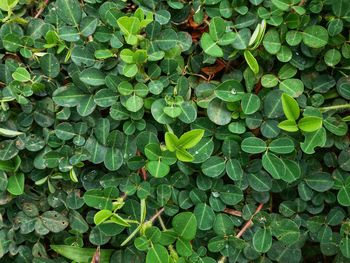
[281, 93, 300, 121]
[12, 67, 31, 82]
[177, 129, 205, 149]
[278, 119, 299, 132]
[244, 50, 259, 74]
[298, 116, 323, 132]
[94, 210, 113, 225]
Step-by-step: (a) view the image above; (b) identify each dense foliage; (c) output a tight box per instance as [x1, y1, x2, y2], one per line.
[0, 0, 350, 262]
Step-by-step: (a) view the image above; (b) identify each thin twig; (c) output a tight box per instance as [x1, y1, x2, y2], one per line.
[148, 208, 165, 223]
[298, 0, 306, 6]
[224, 208, 242, 217]
[236, 203, 264, 238]
[158, 215, 167, 231]
[136, 150, 147, 180]
[218, 256, 226, 263]
[120, 192, 127, 200]
[34, 0, 49, 19]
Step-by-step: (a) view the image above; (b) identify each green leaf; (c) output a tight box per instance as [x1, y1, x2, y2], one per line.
[261, 74, 279, 88]
[194, 203, 215, 231]
[40, 54, 60, 78]
[12, 67, 30, 82]
[0, 0, 18, 11]
[165, 132, 179, 152]
[177, 129, 204, 149]
[146, 160, 169, 178]
[209, 17, 226, 41]
[207, 99, 232, 125]
[120, 49, 135, 64]
[268, 137, 294, 154]
[340, 237, 350, 259]
[305, 172, 333, 192]
[172, 212, 197, 240]
[281, 93, 300, 121]
[201, 156, 226, 177]
[278, 119, 299, 132]
[241, 93, 261, 114]
[298, 116, 323, 132]
[337, 179, 350, 206]
[95, 49, 114, 59]
[262, 152, 284, 179]
[281, 159, 300, 183]
[41, 211, 69, 233]
[0, 140, 19, 161]
[279, 79, 304, 97]
[215, 80, 245, 102]
[175, 148, 194, 162]
[126, 95, 143, 112]
[303, 25, 329, 49]
[146, 245, 169, 263]
[263, 29, 281, 54]
[7, 173, 24, 195]
[253, 227, 272, 253]
[56, 0, 82, 26]
[104, 148, 123, 171]
[0, 128, 23, 137]
[83, 187, 119, 210]
[201, 33, 223, 57]
[79, 68, 106, 86]
[272, 219, 300, 244]
[3, 33, 22, 52]
[176, 238, 193, 257]
[300, 127, 326, 154]
[156, 29, 178, 51]
[244, 50, 259, 74]
[50, 245, 113, 263]
[241, 137, 267, 154]
[117, 16, 141, 35]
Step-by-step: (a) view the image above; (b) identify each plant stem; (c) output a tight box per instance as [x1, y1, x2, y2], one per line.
[218, 256, 226, 263]
[158, 215, 167, 231]
[319, 104, 350, 112]
[148, 208, 165, 223]
[224, 208, 242, 217]
[236, 203, 263, 238]
[34, 0, 49, 18]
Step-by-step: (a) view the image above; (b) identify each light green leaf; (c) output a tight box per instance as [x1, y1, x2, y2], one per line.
[298, 116, 323, 132]
[244, 50, 259, 74]
[281, 93, 300, 121]
[117, 16, 141, 35]
[177, 129, 205, 149]
[12, 67, 31, 82]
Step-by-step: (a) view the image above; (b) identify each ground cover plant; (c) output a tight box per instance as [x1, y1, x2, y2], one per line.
[0, 0, 350, 262]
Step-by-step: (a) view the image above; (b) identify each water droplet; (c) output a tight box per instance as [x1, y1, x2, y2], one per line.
[195, 151, 199, 155]
[231, 89, 237, 95]
[212, 192, 220, 198]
